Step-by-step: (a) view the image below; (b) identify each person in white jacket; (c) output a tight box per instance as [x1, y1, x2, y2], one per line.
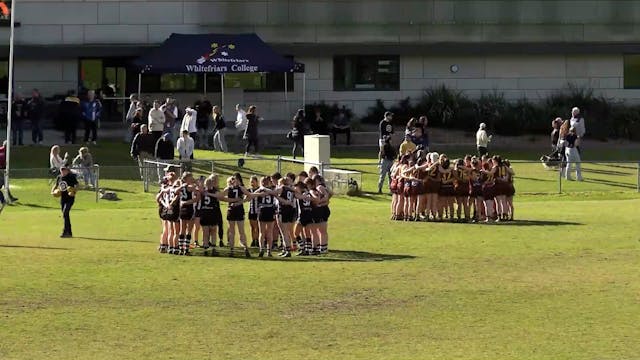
[569, 107, 586, 154]
[148, 100, 165, 142]
[476, 123, 492, 156]
[181, 107, 198, 141]
[176, 130, 195, 172]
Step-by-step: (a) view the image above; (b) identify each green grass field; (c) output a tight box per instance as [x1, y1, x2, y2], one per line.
[1, 143, 639, 359]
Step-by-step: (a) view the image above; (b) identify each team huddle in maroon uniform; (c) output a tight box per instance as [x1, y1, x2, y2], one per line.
[389, 151, 516, 223]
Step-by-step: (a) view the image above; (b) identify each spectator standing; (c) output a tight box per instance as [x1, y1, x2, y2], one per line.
[58, 91, 82, 145]
[378, 135, 396, 194]
[569, 107, 586, 154]
[331, 108, 351, 145]
[155, 133, 174, 181]
[551, 117, 562, 152]
[243, 105, 260, 156]
[212, 105, 228, 152]
[416, 115, 430, 151]
[311, 109, 329, 135]
[27, 89, 45, 145]
[378, 111, 394, 146]
[235, 104, 248, 139]
[194, 96, 213, 149]
[130, 106, 145, 141]
[161, 98, 178, 139]
[131, 124, 157, 180]
[72, 147, 95, 188]
[81, 90, 102, 145]
[290, 109, 305, 158]
[181, 107, 198, 141]
[148, 100, 166, 143]
[476, 123, 492, 156]
[563, 127, 583, 181]
[11, 93, 26, 146]
[177, 130, 195, 172]
[125, 94, 139, 143]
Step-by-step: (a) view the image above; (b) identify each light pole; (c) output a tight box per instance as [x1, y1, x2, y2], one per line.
[4, 0, 16, 202]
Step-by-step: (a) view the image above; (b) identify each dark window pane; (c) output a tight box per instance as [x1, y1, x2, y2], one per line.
[333, 55, 399, 91]
[624, 55, 640, 89]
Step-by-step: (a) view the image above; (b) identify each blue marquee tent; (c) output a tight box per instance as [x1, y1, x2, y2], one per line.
[133, 33, 306, 111]
[134, 33, 304, 74]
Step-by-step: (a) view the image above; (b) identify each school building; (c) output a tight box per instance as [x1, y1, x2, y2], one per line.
[2, 0, 640, 122]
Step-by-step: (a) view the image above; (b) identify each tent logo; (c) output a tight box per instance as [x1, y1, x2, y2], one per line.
[197, 42, 236, 64]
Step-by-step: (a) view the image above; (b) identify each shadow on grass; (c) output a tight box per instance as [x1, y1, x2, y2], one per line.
[493, 219, 583, 226]
[0, 244, 70, 250]
[190, 248, 416, 262]
[581, 167, 631, 176]
[77, 236, 150, 244]
[516, 176, 556, 182]
[18, 203, 59, 210]
[580, 178, 636, 189]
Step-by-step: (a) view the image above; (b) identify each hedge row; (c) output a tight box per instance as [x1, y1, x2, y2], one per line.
[357, 84, 640, 141]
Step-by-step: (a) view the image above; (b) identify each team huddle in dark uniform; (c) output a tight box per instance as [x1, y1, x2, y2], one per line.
[155, 167, 332, 257]
[389, 152, 515, 223]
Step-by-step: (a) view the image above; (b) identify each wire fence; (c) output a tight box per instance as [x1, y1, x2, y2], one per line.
[3, 159, 639, 205]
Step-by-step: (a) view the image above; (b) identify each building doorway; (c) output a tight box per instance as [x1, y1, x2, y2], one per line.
[79, 57, 136, 123]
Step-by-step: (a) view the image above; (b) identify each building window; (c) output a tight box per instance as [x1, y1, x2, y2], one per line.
[624, 55, 640, 89]
[224, 72, 293, 92]
[334, 55, 400, 91]
[160, 74, 198, 92]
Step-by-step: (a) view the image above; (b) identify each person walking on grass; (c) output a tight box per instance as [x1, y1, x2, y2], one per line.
[131, 125, 156, 180]
[51, 165, 78, 238]
[378, 135, 396, 194]
[563, 127, 583, 181]
[212, 105, 228, 152]
[243, 105, 260, 157]
[290, 109, 305, 159]
[82, 90, 102, 145]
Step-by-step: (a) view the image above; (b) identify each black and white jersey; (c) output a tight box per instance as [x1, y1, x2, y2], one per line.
[279, 186, 295, 210]
[297, 191, 313, 214]
[227, 186, 243, 207]
[248, 188, 259, 215]
[200, 187, 220, 210]
[257, 188, 274, 210]
[180, 184, 194, 206]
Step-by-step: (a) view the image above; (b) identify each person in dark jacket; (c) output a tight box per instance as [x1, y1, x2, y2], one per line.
[291, 109, 305, 158]
[243, 105, 260, 156]
[212, 105, 227, 152]
[310, 108, 329, 135]
[194, 96, 213, 149]
[154, 133, 174, 182]
[27, 89, 45, 145]
[378, 111, 394, 146]
[131, 125, 156, 180]
[58, 91, 82, 144]
[11, 94, 27, 146]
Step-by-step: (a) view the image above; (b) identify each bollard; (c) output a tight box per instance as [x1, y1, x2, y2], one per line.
[558, 163, 562, 194]
[94, 165, 100, 203]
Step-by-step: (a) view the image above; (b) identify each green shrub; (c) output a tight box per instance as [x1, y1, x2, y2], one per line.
[304, 102, 354, 124]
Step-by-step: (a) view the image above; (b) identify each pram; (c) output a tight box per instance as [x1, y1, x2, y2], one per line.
[540, 148, 563, 170]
